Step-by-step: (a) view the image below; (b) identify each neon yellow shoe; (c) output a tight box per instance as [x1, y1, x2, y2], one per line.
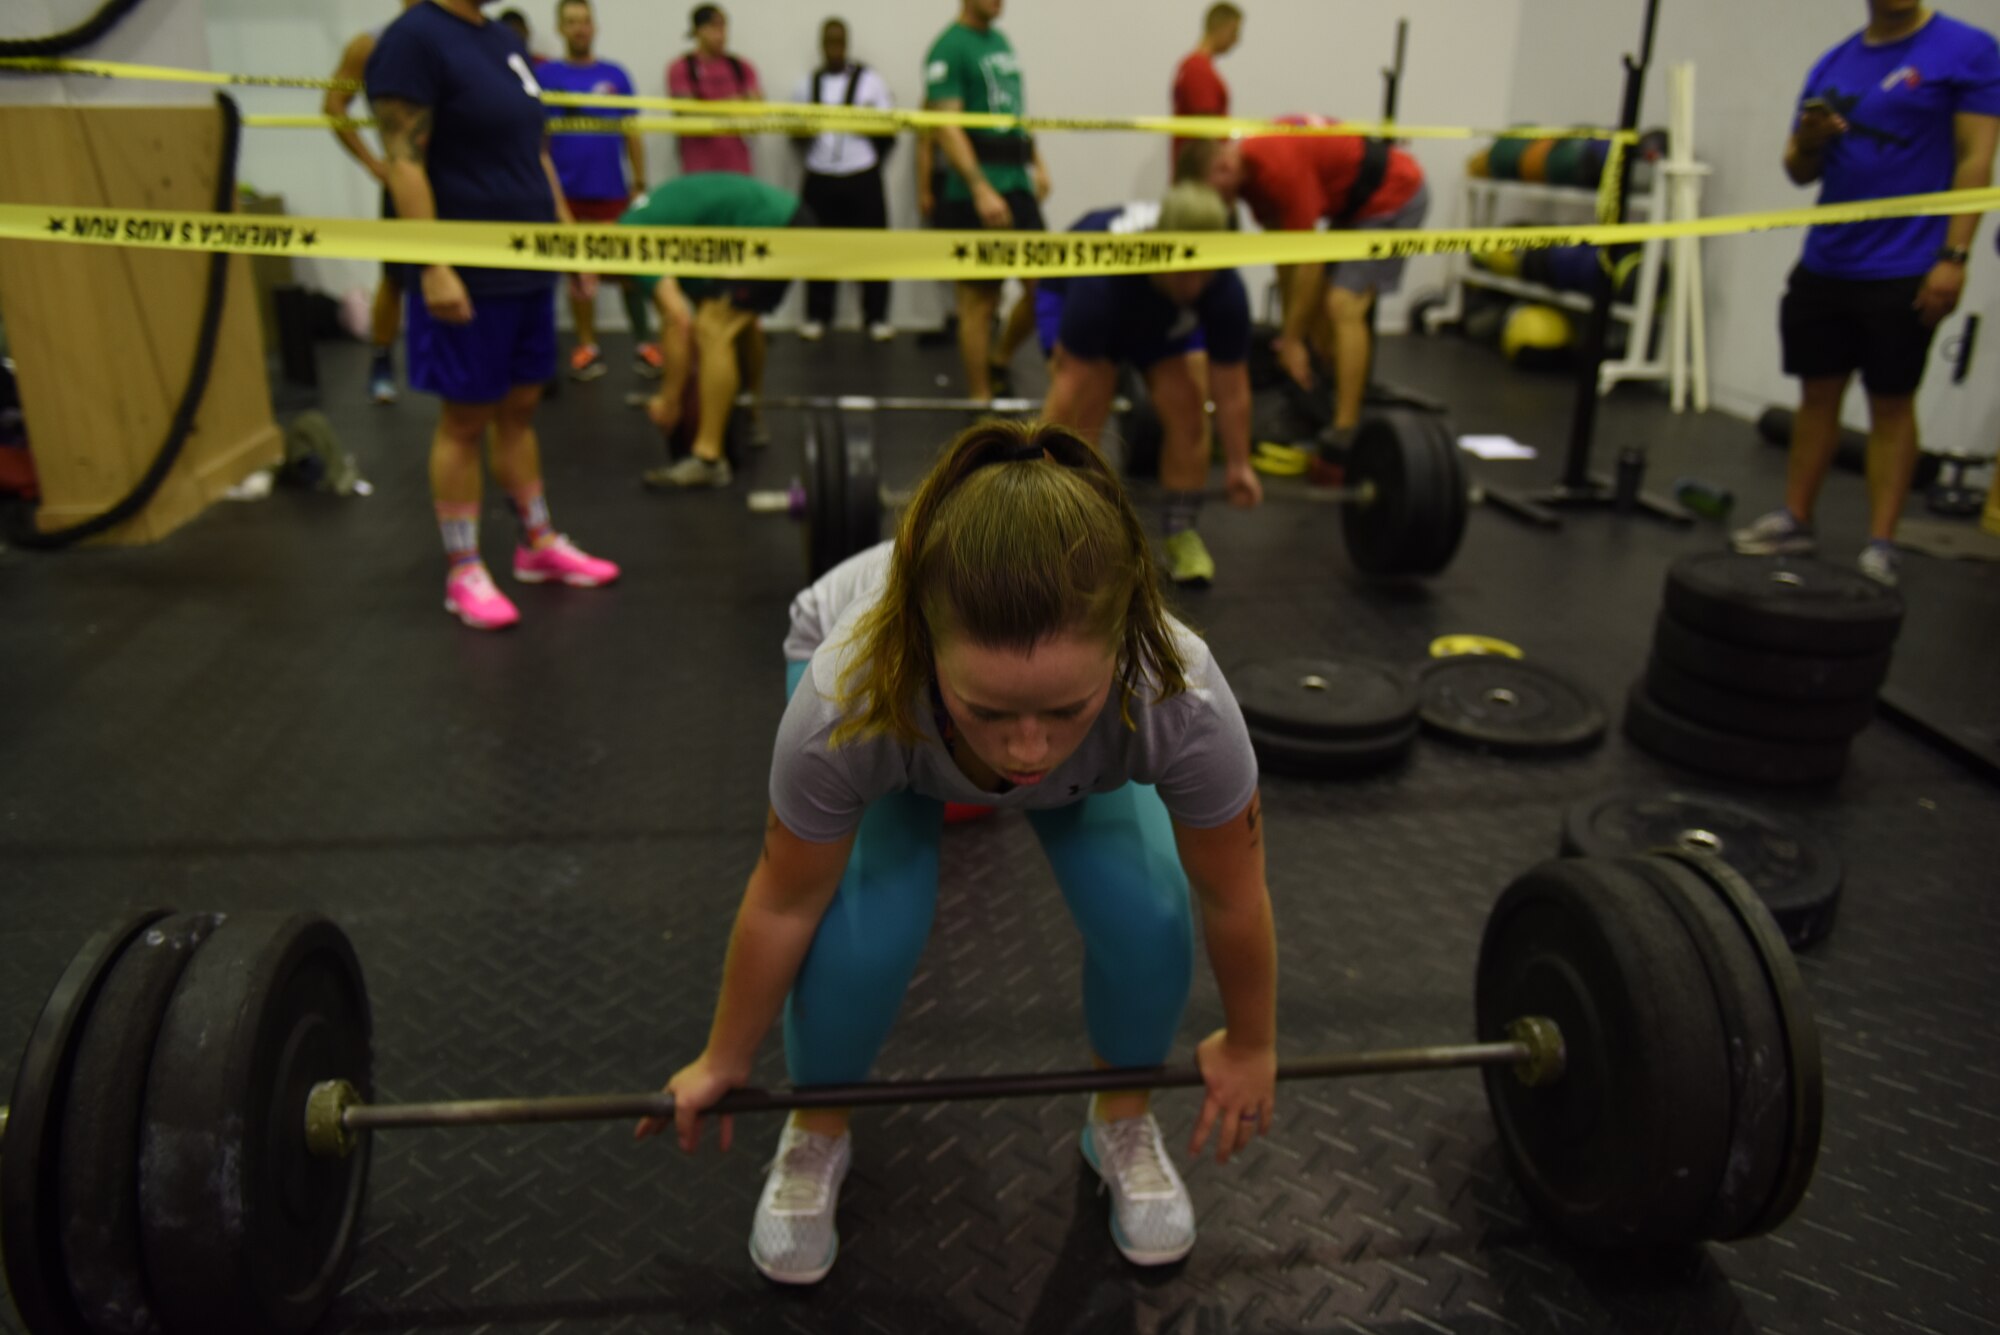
[1162, 528, 1216, 588]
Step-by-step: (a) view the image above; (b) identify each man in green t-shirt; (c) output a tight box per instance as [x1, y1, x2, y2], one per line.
[620, 173, 814, 490]
[923, 0, 1050, 400]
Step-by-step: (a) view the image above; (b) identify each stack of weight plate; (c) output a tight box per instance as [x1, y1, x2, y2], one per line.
[1626, 553, 1904, 786]
[1233, 655, 1420, 777]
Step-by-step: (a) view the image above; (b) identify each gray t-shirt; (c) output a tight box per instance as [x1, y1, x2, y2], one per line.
[773, 543, 1260, 841]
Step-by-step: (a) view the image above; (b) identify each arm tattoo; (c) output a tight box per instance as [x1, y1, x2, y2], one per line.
[1246, 794, 1262, 851]
[758, 809, 781, 867]
[374, 98, 433, 165]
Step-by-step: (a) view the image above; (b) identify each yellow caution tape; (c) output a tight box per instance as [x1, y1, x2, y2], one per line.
[4, 188, 1990, 280]
[5, 56, 1634, 143]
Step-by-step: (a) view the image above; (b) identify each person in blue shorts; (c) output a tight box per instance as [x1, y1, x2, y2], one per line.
[1041, 183, 1262, 589]
[1733, 0, 1998, 587]
[368, 0, 620, 631]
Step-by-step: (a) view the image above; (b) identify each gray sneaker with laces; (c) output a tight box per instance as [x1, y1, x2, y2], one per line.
[749, 1123, 851, 1284]
[1080, 1106, 1196, 1265]
[1730, 508, 1816, 555]
[1858, 542, 1900, 587]
[644, 454, 732, 490]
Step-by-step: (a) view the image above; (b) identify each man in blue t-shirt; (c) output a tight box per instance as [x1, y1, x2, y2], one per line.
[368, 0, 620, 632]
[1041, 183, 1262, 589]
[1734, 2, 1999, 587]
[540, 0, 656, 382]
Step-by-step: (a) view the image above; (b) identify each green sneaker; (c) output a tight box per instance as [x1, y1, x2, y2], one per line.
[1162, 528, 1216, 588]
[643, 454, 733, 490]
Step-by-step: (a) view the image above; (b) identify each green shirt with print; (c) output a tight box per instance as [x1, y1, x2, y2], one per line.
[924, 22, 1030, 201]
[619, 173, 798, 297]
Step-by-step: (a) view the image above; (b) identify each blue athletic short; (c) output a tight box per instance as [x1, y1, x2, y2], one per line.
[1037, 283, 1210, 364]
[406, 287, 556, 404]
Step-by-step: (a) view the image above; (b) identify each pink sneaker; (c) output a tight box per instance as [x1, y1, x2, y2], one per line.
[444, 562, 520, 631]
[512, 535, 621, 588]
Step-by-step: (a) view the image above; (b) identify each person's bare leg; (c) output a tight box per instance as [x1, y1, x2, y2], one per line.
[957, 281, 1001, 399]
[570, 285, 597, 354]
[737, 318, 768, 442]
[485, 382, 546, 494]
[430, 401, 491, 510]
[1863, 392, 1920, 542]
[1327, 285, 1376, 433]
[372, 277, 403, 351]
[994, 278, 1039, 375]
[1041, 348, 1118, 449]
[692, 304, 752, 461]
[1148, 354, 1210, 494]
[792, 1108, 851, 1136]
[1093, 1055, 1151, 1122]
[1786, 375, 1851, 525]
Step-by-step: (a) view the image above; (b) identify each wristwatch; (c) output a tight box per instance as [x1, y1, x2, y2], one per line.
[1937, 246, 1971, 265]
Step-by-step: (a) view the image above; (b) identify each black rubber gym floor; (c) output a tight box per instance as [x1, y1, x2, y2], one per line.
[1, 329, 1996, 1334]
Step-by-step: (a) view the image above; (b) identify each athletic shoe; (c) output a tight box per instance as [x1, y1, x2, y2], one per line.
[634, 342, 663, 379]
[749, 1124, 851, 1285]
[1730, 508, 1816, 556]
[987, 362, 1016, 401]
[1080, 1107, 1196, 1266]
[368, 356, 397, 405]
[798, 320, 827, 342]
[868, 322, 896, 343]
[1858, 541, 1900, 587]
[569, 344, 607, 381]
[443, 562, 520, 631]
[512, 535, 621, 588]
[1162, 529, 1216, 589]
[644, 455, 733, 490]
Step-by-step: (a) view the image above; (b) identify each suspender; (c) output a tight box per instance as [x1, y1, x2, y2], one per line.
[810, 62, 869, 108]
[681, 52, 748, 99]
[1339, 138, 1393, 225]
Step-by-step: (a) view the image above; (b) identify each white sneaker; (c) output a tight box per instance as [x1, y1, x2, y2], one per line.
[798, 321, 826, 342]
[1858, 542, 1900, 587]
[868, 321, 896, 343]
[1730, 508, 1816, 556]
[1080, 1106, 1195, 1265]
[749, 1123, 851, 1284]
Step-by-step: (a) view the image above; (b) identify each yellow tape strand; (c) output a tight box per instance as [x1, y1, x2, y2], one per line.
[3, 189, 1994, 280]
[5, 56, 1636, 143]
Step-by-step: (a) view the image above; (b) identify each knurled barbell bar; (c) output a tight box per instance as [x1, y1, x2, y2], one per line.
[751, 406, 1471, 582]
[0, 850, 1821, 1335]
[625, 391, 1135, 416]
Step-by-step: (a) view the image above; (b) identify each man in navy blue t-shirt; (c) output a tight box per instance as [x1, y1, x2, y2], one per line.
[540, 0, 655, 382]
[368, 0, 620, 631]
[1041, 183, 1262, 589]
[1734, 1, 1999, 587]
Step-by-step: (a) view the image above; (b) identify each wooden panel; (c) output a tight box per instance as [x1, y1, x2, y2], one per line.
[0, 105, 280, 545]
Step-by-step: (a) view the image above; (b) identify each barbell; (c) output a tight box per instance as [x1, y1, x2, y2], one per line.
[751, 405, 1472, 582]
[0, 849, 1821, 1334]
[625, 390, 1135, 416]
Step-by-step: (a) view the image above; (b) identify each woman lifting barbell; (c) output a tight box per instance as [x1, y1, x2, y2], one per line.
[637, 420, 1279, 1284]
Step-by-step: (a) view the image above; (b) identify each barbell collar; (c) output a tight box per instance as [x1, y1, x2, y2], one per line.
[309, 1027, 1558, 1158]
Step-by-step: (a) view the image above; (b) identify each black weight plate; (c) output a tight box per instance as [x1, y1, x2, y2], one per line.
[141, 913, 373, 1335]
[1652, 849, 1823, 1239]
[1400, 411, 1467, 576]
[60, 912, 223, 1335]
[804, 409, 843, 581]
[1651, 612, 1891, 702]
[1418, 657, 1606, 755]
[1621, 856, 1795, 1242]
[1233, 656, 1418, 743]
[841, 412, 883, 567]
[1247, 717, 1418, 778]
[1475, 859, 1732, 1246]
[1663, 552, 1905, 656]
[1646, 654, 1877, 744]
[1560, 790, 1844, 950]
[1623, 683, 1849, 787]
[1426, 419, 1471, 574]
[1342, 411, 1423, 575]
[2, 908, 171, 1335]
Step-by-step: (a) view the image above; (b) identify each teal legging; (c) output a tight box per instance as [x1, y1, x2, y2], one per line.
[782, 659, 1194, 1085]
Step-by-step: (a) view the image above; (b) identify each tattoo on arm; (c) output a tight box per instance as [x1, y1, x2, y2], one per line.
[374, 98, 433, 165]
[1246, 793, 1262, 850]
[758, 809, 781, 866]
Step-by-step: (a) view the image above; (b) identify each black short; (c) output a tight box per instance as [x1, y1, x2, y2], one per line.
[686, 203, 818, 315]
[1779, 264, 1939, 397]
[931, 187, 1045, 235]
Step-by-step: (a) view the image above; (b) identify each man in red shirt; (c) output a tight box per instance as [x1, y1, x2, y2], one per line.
[1171, 3, 1242, 164]
[1209, 120, 1430, 484]
[668, 4, 762, 176]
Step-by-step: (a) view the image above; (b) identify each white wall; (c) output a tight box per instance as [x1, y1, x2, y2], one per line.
[1505, 0, 1999, 439]
[0, 0, 212, 105]
[186, 0, 1525, 329]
